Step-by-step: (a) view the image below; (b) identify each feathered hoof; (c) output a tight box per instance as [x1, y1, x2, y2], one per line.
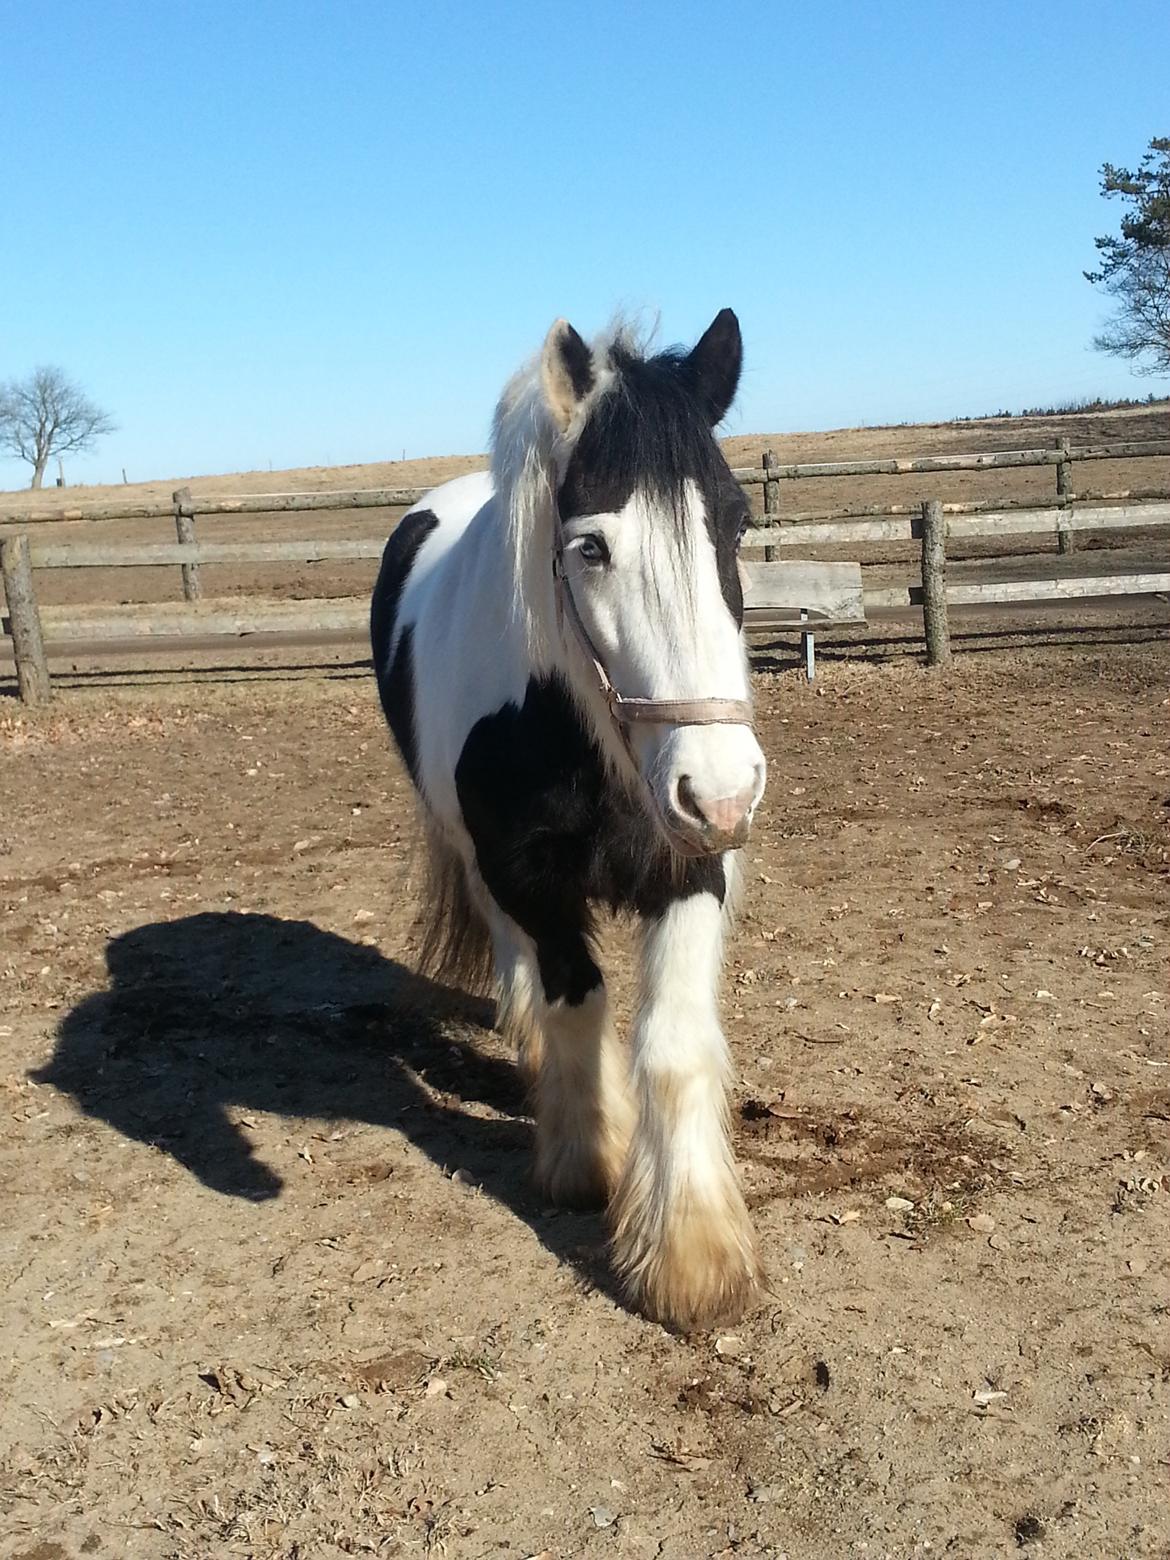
[535, 1130, 623, 1211]
[609, 1196, 763, 1334]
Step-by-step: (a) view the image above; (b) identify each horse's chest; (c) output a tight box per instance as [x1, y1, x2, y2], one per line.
[454, 675, 724, 920]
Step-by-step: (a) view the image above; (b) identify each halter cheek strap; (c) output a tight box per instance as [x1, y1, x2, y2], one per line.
[551, 537, 755, 745]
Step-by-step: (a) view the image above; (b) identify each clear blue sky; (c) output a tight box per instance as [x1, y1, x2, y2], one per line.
[2, 0, 1167, 488]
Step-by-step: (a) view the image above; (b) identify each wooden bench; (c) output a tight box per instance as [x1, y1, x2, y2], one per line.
[742, 559, 866, 679]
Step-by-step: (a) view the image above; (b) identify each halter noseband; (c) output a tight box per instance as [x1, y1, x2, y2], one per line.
[551, 531, 754, 752]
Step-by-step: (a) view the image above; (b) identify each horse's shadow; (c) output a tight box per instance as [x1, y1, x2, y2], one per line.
[35, 911, 603, 1277]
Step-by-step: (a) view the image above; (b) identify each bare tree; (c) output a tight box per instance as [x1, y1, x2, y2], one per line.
[1085, 136, 1170, 376]
[0, 367, 116, 488]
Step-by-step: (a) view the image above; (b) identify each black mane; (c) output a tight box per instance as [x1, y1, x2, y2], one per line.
[559, 344, 730, 518]
[557, 340, 749, 621]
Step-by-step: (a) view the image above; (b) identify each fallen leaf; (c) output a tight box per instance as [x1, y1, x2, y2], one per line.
[748, 1482, 784, 1503]
[48, 1309, 104, 1330]
[355, 1350, 432, 1392]
[968, 1213, 996, 1234]
[649, 1442, 712, 1472]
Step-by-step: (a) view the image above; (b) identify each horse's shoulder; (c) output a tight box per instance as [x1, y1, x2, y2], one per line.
[371, 506, 440, 655]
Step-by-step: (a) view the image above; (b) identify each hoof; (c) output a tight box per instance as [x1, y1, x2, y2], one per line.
[535, 1129, 623, 1210]
[609, 1189, 762, 1333]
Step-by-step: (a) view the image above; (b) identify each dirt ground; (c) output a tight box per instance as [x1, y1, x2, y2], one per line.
[1, 624, 1168, 1559]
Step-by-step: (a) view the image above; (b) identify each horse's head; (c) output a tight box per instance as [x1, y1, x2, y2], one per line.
[535, 309, 766, 857]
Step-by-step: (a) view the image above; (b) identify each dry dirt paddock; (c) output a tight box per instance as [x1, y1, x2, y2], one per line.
[1, 630, 1168, 1560]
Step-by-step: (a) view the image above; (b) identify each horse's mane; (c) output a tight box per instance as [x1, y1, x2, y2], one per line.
[489, 320, 624, 662]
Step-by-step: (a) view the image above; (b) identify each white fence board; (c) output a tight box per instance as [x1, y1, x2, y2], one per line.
[31, 599, 369, 640]
[744, 500, 1170, 550]
[742, 560, 865, 621]
[864, 572, 1170, 611]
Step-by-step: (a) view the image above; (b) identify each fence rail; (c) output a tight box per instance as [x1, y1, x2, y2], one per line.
[29, 539, 389, 568]
[0, 487, 427, 525]
[747, 500, 1170, 550]
[865, 572, 1170, 610]
[19, 567, 1167, 647]
[3, 440, 1169, 702]
[19, 500, 1170, 573]
[3, 435, 1169, 529]
[10, 563, 1166, 663]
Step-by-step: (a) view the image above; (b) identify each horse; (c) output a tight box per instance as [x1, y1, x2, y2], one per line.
[370, 309, 767, 1331]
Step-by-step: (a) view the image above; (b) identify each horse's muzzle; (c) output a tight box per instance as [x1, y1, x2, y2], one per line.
[660, 775, 758, 856]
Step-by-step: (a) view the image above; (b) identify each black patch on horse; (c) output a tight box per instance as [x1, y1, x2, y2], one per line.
[710, 474, 749, 627]
[379, 626, 421, 783]
[455, 674, 725, 1006]
[371, 508, 440, 780]
[556, 345, 748, 624]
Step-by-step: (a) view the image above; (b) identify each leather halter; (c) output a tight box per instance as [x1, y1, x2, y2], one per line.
[551, 531, 755, 753]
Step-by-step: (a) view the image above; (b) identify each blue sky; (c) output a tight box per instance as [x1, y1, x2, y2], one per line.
[1, 0, 1167, 488]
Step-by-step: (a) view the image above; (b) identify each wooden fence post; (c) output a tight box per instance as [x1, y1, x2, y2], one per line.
[762, 449, 778, 562]
[172, 487, 203, 601]
[921, 498, 951, 667]
[1055, 437, 1075, 554]
[1, 533, 51, 704]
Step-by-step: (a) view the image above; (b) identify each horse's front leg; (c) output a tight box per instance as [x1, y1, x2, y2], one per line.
[609, 882, 761, 1331]
[533, 952, 632, 1209]
[492, 904, 632, 1209]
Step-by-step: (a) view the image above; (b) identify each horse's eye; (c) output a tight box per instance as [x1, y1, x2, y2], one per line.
[734, 515, 749, 550]
[576, 535, 610, 566]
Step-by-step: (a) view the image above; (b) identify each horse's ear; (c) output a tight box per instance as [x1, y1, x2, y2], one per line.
[540, 319, 595, 432]
[686, 308, 742, 426]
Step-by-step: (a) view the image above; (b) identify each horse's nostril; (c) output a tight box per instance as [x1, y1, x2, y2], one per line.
[671, 776, 757, 843]
[674, 774, 706, 826]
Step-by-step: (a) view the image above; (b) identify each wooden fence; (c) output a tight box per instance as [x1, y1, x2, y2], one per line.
[4, 434, 1170, 530]
[3, 438, 1169, 701]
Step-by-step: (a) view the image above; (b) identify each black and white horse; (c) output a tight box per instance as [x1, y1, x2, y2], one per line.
[371, 310, 767, 1330]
